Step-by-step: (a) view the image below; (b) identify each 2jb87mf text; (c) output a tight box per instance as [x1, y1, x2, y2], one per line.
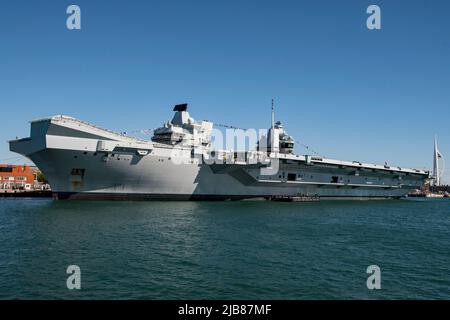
[222, 304, 271, 317]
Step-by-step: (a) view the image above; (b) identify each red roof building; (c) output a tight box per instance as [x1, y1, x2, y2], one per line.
[0, 164, 38, 189]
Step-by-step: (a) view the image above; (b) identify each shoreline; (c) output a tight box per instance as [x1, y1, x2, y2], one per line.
[0, 190, 52, 198]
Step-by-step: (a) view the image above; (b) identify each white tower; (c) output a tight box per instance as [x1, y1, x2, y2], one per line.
[433, 135, 444, 186]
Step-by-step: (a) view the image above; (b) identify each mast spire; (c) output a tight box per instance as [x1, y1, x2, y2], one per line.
[271, 98, 275, 130]
[433, 135, 440, 186]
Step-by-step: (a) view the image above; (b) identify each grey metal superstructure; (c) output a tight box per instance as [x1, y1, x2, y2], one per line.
[9, 104, 429, 200]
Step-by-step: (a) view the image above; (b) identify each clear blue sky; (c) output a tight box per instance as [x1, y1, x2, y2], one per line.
[1, 0, 449, 183]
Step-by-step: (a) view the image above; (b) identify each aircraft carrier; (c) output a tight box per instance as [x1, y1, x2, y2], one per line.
[9, 104, 429, 200]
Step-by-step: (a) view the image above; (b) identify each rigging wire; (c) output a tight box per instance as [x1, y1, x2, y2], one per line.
[122, 123, 325, 158]
[215, 123, 325, 157]
[214, 123, 249, 131]
[295, 141, 324, 158]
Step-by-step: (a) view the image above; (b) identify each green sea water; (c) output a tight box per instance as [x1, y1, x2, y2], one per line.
[0, 198, 449, 299]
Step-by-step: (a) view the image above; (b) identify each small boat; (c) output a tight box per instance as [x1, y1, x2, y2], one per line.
[404, 193, 450, 201]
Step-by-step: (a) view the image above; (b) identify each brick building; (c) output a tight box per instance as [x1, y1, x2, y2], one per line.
[0, 164, 39, 190]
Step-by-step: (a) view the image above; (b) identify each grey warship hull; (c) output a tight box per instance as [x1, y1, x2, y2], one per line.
[9, 108, 428, 200]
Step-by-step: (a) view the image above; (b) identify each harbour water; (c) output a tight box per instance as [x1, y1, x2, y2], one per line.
[0, 198, 449, 299]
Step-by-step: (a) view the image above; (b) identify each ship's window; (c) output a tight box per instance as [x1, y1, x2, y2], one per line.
[83, 152, 87, 155]
[287, 173, 296, 181]
[74, 155, 78, 159]
[70, 168, 85, 177]
[331, 176, 339, 183]
[278, 175, 282, 178]
[280, 143, 294, 149]
[93, 153, 97, 156]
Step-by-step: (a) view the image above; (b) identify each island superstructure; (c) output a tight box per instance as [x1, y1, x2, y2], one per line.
[9, 104, 429, 200]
